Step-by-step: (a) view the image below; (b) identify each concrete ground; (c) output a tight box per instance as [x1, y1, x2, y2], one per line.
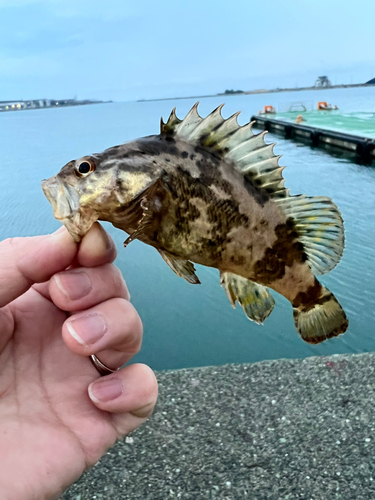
[61, 353, 375, 499]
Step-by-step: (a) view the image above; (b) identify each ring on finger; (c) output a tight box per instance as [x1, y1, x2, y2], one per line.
[90, 354, 121, 376]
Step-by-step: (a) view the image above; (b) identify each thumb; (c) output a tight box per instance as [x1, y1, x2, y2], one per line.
[0, 228, 77, 307]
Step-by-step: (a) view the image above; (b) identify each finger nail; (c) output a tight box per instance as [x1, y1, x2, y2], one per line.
[66, 313, 107, 346]
[54, 271, 92, 300]
[89, 377, 123, 403]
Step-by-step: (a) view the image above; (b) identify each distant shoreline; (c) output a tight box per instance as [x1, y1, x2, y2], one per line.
[137, 83, 375, 103]
[0, 99, 109, 113]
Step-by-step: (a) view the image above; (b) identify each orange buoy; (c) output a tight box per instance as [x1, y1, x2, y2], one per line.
[264, 105, 276, 114]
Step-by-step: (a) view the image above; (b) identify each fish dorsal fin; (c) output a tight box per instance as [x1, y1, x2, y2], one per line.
[275, 195, 345, 275]
[160, 103, 289, 199]
[160, 107, 182, 135]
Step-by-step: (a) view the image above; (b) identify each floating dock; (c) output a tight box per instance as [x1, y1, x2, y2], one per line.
[251, 115, 375, 162]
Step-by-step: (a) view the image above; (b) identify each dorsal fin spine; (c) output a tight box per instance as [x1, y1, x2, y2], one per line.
[185, 104, 224, 143]
[217, 122, 255, 151]
[225, 132, 269, 161]
[236, 143, 276, 165]
[160, 103, 288, 199]
[203, 112, 241, 148]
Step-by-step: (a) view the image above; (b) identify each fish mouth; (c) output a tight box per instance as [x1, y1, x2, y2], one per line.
[42, 176, 78, 220]
[41, 176, 98, 242]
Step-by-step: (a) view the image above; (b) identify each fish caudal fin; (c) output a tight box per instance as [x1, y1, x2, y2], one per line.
[293, 286, 348, 344]
[220, 272, 275, 324]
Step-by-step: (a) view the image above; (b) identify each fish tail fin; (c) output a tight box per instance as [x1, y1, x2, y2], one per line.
[293, 285, 348, 344]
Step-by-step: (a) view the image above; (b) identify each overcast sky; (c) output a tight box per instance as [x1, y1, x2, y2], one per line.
[0, 0, 374, 101]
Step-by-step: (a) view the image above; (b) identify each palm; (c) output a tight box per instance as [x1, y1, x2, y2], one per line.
[1, 287, 117, 495]
[0, 227, 157, 499]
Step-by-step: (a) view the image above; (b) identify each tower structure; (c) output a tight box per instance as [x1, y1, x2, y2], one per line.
[315, 76, 332, 87]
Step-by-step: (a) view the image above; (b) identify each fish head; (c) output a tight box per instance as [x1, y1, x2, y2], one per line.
[42, 155, 106, 241]
[42, 143, 159, 241]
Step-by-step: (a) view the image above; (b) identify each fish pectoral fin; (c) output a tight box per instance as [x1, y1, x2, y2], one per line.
[159, 250, 200, 284]
[220, 272, 275, 324]
[123, 186, 165, 248]
[123, 202, 154, 248]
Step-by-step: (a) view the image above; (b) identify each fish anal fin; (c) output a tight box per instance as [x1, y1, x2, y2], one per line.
[159, 250, 200, 284]
[219, 273, 237, 308]
[220, 272, 275, 324]
[275, 195, 345, 275]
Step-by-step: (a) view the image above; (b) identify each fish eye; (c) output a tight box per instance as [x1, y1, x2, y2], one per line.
[75, 158, 96, 177]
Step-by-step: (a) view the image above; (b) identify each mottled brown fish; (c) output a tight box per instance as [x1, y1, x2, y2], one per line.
[42, 103, 348, 343]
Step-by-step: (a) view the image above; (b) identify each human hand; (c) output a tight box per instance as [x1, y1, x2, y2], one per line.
[0, 223, 158, 500]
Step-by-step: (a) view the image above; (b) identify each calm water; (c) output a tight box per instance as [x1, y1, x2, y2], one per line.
[1, 86, 375, 370]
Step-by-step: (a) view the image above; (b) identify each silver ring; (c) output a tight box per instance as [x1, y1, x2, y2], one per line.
[90, 354, 119, 376]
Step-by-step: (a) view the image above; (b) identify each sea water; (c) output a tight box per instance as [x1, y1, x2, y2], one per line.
[1, 86, 374, 370]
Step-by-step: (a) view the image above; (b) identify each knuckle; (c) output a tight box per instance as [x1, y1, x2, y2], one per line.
[130, 401, 156, 419]
[139, 364, 159, 402]
[126, 302, 143, 334]
[108, 265, 128, 296]
[117, 300, 143, 353]
[130, 369, 158, 419]
[5, 238, 33, 285]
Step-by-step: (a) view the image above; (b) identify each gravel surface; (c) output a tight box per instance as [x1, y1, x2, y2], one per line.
[61, 353, 375, 499]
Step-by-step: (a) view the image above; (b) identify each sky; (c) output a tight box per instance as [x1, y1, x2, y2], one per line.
[0, 0, 374, 102]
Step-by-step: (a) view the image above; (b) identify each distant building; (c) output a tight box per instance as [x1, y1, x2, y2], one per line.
[315, 76, 332, 87]
[366, 77, 375, 84]
[0, 97, 102, 113]
[0, 100, 25, 111]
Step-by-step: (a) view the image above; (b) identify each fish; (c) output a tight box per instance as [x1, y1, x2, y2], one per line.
[42, 103, 348, 344]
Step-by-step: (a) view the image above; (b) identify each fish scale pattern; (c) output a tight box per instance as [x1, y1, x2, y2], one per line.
[161, 103, 345, 276]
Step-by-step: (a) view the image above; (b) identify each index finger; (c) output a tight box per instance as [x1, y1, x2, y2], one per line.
[0, 228, 77, 308]
[33, 223, 118, 301]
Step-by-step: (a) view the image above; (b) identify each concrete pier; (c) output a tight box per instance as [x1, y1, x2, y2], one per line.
[251, 115, 375, 162]
[61, 352, 375, 499]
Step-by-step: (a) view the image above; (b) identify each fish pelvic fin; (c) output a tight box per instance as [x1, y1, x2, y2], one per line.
[159, 250, 200, 284]
[160, 102, 289, 199]
[293, 283, 348, 344]
[220, 272, 275, 324]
